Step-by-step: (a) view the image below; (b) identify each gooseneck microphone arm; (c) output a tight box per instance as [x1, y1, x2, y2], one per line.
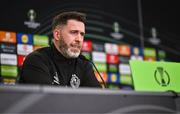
[79, 55, 107, 88]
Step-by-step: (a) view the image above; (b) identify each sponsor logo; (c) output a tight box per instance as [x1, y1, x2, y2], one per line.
[120, 75, 132, 85]
[0, 53, 17, 65]
[131, 47, 143, 56]
[105, 43, 119, 55]
[81, 40, 92, 52]
[18, 55, 26, 66]
[33, 35, 49, 46]
[119, 45, 130, 56]
[144, 48, 156, 57]
[119, 56, 130, 64]
[134, 47, 139, 55]
[92, 43, 104, 52]
[0, 43, 16, 54]
[130, 55, 143, 61]
[119, 64, 131, 75]
[22, 35, 28, 43]
[0, 31, 16, 43]
[111, 74, 117, 82]
[1, 65, 18, 77]
[17, 33, 33, 44]
[92, 51, 106, 63]
[108, 64, 118, 72]
[17, 44, 33, 55]
[94, 62, 107, 72]
[158, 50, 166, 59]
[107, 54, 119, 64]
[107, 73, 120, 83]
[144, 56, 156, 61]
[2, 77, 16, 85]
[108, 84, 119, 89]
[95, 72, 107, 83]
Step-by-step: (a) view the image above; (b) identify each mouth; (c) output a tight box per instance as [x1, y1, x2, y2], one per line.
[70, 44, 81, 52]
[71, 44, 81, 49]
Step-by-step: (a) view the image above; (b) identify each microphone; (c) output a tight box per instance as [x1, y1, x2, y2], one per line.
[79, 54, 107, 88]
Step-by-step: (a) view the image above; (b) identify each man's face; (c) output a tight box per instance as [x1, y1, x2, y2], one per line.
[56, 19, 85, 58]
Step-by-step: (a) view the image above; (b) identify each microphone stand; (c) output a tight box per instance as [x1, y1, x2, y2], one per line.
[79, 55, 107, 88]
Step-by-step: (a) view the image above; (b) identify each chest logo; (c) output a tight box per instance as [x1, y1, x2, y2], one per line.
[70, 74, 80, 88]
[52, 72, 60, 85]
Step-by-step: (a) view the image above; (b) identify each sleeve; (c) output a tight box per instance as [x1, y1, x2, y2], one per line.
[82, 61, 102, 88]
[19, 52, 52, 85]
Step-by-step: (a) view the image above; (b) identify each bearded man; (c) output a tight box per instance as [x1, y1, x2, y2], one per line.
[19, 11, 101, 88]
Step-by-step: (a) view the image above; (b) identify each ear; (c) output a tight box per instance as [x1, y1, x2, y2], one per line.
[53, 28, 60, 41]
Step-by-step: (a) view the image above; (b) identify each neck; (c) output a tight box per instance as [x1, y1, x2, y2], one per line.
[53, 40, 63, 55]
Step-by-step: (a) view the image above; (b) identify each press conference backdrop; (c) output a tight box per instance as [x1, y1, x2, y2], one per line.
[0, 0, 178, 90]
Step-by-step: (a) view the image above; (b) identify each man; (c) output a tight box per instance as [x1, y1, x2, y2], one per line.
[19, 11, 101, 88]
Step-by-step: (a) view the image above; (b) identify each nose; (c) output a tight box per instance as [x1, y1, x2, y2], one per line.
[75, 33, 83, 42]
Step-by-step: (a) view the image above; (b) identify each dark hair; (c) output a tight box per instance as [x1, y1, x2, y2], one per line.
[52, 11, 86, 30]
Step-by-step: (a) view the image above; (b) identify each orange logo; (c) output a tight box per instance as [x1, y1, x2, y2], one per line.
[0, 31, 16, 43]
[95, 72, 107, 82]
[119, 45, 130, 56]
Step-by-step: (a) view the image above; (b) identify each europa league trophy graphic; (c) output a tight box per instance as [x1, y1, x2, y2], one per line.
[24, 9, 40, 29]
[149, 27, 161, 45]
[28, 9, 36, 22]
[110, 22, 124, 40]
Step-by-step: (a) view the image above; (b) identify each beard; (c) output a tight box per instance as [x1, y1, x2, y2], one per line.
[58, 35, 81, 58]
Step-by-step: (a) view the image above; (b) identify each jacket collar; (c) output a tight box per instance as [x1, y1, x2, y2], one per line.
[51, 43, 76, 63]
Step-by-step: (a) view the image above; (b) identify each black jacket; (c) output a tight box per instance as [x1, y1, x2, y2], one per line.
[19, 44, 101, 88]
